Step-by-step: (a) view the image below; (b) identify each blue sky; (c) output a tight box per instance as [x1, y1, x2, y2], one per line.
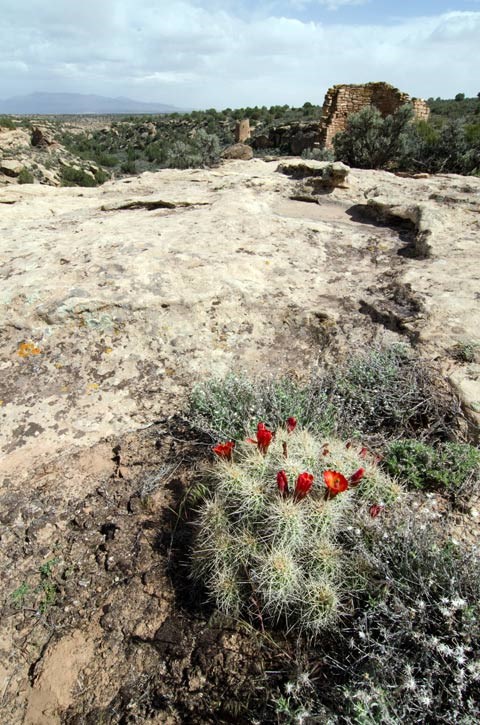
[0, 1, 479, 108]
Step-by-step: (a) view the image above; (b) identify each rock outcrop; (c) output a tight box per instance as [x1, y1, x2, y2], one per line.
[221, 142, 253, 160]
[31, 126, 58, 148]
[277, 159, 350, 189]
[1, 160, 479, 479]
[252, 121, 320, 154]
[0, 159, 24, 177]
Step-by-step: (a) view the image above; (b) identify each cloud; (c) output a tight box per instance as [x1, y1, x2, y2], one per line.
[290, 0, 369, 8]
[0, 2, 479, 106]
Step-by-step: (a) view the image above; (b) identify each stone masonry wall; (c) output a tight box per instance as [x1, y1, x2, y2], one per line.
[235, 119, 251, 143]
[319, 82, 430, 148]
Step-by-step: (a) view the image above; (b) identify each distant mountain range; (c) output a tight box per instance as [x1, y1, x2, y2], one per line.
[0, 92, 185, 115]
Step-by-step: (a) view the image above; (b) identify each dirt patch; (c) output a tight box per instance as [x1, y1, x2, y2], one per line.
[0, 418, 277, 724]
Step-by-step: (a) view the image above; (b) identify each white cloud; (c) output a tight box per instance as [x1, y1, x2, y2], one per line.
[0, 3, 479, 106]
[291, 0, 369, 8]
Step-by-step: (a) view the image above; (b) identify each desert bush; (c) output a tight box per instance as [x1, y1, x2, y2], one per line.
[334, 104, 480, 174]
[333, 104, 415, 169]
[60, 165, 96, 187]
[410, 119, 479, 174]
[94, 151, 118, 167]
[189, 346, 460, 445]
[450, 340, 479, 363]
[17, 168, 34, 184]
[192, 423, 401, 635]
[323, 345, 459, 443]
[60, 165, 108, 187]
[0, 116, 16, 129]
[324, 510, 480, 724]
[301, 147, 335, 162]
[384, 439, 480, 502]
[189, 372, 335, 440]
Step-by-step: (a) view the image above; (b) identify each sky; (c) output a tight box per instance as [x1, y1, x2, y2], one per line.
[0, 0, 479, 108]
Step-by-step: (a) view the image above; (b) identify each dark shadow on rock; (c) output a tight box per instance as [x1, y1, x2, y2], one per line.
[346, 203, 416, 247]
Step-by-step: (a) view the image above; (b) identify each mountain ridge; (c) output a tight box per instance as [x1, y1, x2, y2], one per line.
[0, 92, 185, 115]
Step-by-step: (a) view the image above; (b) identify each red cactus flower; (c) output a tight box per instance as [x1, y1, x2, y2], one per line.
[323, 470, 349, 498]
[286, 417, 297, 433]
[346, 441, 352, 449]
[294, 472, 314, 501]
[369, 504, 383, 518]
[276, 470, 289, 497]
[247, 422, 273, 455]
[212, 441, 235, 460]
[360, 447, 369, 458]
[350, 468, 365, 486]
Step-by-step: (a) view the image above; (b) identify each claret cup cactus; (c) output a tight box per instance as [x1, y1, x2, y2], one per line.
[193, 420, 401, 635]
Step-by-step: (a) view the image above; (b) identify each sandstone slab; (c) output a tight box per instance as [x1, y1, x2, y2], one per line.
[1, 160, 479, 482]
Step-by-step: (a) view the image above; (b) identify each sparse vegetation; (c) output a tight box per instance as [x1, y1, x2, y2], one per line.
[60, 164, 109, 187]
[333, 99, 480, 174]
[316, 510, 480, 723]
[187, 349, 479, 721]
[384, 439, 480, 503]
[17, 168, 34, 184]
[450, 340, 479, 363]
[189, 345, 459, 445]
[0, 115, 16, 129]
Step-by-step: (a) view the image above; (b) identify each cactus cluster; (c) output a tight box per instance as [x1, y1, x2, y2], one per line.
[192, 422, 402, 635]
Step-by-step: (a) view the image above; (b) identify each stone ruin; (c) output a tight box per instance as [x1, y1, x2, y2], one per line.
[319, 82, 430, 148]
[250, 82, 430, 155]
[235, 119, 251, 143]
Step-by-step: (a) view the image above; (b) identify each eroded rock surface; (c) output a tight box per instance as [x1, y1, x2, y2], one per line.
[1, 160, 479, 483]
[1, 159, 480, 723]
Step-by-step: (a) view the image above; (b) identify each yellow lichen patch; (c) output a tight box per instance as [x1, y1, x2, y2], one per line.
[86, 383, 100, 394]
[104, 347, 113, 354]
[17, 342, 41, 358]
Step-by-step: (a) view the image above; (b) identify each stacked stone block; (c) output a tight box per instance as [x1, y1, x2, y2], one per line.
[235, 119, 251, 143]
[319, 82, 430, 148]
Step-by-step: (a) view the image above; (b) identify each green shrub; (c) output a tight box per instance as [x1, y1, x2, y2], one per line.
[17, 168, 34, 184]
[328, 511, 480, 723]
[94, 152, 118, 167]
[94, 168, 110, 184]
[301, 147, 334, 162]
[333, 105, 480, 174]
[189, 346, 460, 445]
[333, 104, 414, 169]
[189, 373, 335, 440]
[120, 158, 137, 174]
[450, 340, 479, 363]
[60, 165, 97, 187]
[321, 345, 458, 443]
[192, 425, 401, 635]
[384, 439, 480, 500]
[0, 116, 16, 129]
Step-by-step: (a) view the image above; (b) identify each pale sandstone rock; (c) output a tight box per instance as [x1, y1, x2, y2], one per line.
[221, 143, 253, 160]
[1, 161, 479, 481]
[277, 159, 350, 188]
[0, 159, 24, 177]
[31, 126, 58, 148]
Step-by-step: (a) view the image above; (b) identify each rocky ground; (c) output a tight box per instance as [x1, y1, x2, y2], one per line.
[0, 153, 479, 723]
